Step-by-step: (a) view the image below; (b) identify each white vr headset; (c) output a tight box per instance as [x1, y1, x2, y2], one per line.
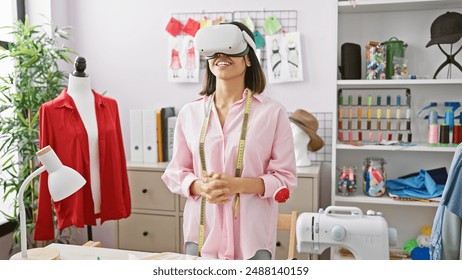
[194, 24, 257, 59]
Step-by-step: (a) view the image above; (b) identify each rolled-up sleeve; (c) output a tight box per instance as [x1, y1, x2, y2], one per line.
[259, 108, 297, 199]
[161, 110, 200, 199]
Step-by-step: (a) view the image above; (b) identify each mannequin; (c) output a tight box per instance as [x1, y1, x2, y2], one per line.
[290, 122, 311, 167]
[67, 57, 101, 216]
[35, 56, 131, 242]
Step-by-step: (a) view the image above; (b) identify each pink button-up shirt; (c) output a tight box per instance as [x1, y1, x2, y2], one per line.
[161, 90, 297, 260]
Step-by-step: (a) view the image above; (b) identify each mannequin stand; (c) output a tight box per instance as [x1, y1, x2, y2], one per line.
[433, 44, 462, 79]
[87, 225, 93, 241]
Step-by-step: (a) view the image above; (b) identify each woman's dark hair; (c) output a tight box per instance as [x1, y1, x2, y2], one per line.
[199, 21, 266, 96]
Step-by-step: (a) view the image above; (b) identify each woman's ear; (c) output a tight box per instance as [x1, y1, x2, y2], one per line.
[245, 56, 252, 67]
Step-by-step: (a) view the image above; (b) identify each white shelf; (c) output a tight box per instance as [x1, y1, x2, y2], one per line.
[333, 193, 440, 207]
[336, 143, 458, 152]
[338, 0, 462, 14]
[337, 79, 462, 87]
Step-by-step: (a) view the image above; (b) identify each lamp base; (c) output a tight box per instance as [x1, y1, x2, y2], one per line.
[10, 247, 60, 260]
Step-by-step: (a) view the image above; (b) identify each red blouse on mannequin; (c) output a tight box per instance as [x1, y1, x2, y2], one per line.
[35, 88, 131, 241]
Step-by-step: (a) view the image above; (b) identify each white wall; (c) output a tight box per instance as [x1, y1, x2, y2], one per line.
[44, 0, 336, 248]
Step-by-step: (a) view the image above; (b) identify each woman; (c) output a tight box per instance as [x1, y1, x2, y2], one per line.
[161, 22, 297, 260]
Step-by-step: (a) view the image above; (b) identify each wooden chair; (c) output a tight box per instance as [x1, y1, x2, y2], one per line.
[277, 211, 298, 260]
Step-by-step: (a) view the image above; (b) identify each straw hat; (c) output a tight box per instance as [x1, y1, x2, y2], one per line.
[289, 109, 324, 152]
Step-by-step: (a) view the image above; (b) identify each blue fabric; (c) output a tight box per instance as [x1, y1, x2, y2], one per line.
[386, 169, 445, 199]
[430, 144, 462, 259]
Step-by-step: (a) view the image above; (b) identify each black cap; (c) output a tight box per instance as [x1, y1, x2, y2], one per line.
[426, 11, 462, 48]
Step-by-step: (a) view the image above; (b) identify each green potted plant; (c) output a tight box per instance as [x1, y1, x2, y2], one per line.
[0, 16, 74, 255]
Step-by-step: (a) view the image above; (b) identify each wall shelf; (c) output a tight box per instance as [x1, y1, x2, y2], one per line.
[338, 0, 462, 14]
[334, 193, 439, 207]
[337, 79, 462, 87]
[336, 143, 457, 152]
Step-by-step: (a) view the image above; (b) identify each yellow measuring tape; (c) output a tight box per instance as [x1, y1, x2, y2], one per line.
[197, 90, 253, 256]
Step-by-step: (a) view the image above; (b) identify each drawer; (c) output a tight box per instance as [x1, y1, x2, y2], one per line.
[128, 171, 175, 211]
[279, 177, 315, 214]
[118, 213, 177, 253]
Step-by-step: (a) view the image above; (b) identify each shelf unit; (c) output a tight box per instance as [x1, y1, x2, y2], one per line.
[334, 0, 462, 257]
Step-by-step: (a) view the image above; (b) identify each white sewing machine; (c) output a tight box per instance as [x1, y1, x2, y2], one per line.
[296, 206, 391, 260]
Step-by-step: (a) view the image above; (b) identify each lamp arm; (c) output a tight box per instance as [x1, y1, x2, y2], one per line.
[19, 166, 45, 258]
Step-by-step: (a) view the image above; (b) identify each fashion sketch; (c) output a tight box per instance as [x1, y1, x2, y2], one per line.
[287, 34, 299, 78]
[265, 31, 304, 84]
[270, 38, 282, 79]
[167, 35, 199, 83]
[169, 38, 182, 79]
[185, 39, 196, 79]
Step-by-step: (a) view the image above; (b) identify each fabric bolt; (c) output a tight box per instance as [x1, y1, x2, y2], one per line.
[35, 89, 131, 241]
[161, 90, 297, 260]
[430, 143, 462, 259]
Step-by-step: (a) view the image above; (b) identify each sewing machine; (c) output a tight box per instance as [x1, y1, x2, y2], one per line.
[296, 206, 391, 260]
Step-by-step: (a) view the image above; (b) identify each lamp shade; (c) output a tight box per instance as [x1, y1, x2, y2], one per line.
[11, 145, 86, 260]
[37, 146, 86, 201]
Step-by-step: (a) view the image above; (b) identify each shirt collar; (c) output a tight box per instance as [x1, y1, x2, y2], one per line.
[54, 88, 105, 109]
[194, 89, 263, 104]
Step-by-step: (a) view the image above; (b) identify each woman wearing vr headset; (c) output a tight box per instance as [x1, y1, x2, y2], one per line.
[162, 22, 297, 260]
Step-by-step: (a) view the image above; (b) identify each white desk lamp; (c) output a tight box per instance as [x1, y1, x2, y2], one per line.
[10, 145, 86, 260]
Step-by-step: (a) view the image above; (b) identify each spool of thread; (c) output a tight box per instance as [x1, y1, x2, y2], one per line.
[396, 95, 401, 106]
[398, 133, 403, 141]
[377, 120, 381, 130]
[377, 95, 381, 106]
[445, 110, 454, 131]
[428, 124, 439, 145]
[386, 95, 391, 106]
[439, 124, 450, 146]
[387, 133, 392, 141]
[338, 120, 343, 130]
[368, 131, 373, 141]
[377, 132, 383, 142]
[348, 95, 353, 106]
[338, 94, 343, 105]
[348, 131, 353, 142]
[338, 131, 344, 141]
[453, 124, 462, 144]
[357, 119, 362, 130]
[348, 108, 353, 119]
[376, 108, 382, 119]
[358, 95, 362, 106]
[358, 131, 362, 141]
[429, 110, 438, 125]
[406, 108, 411, 119]
[367, 120, 371, 130]
[407, 133, 412, 143]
